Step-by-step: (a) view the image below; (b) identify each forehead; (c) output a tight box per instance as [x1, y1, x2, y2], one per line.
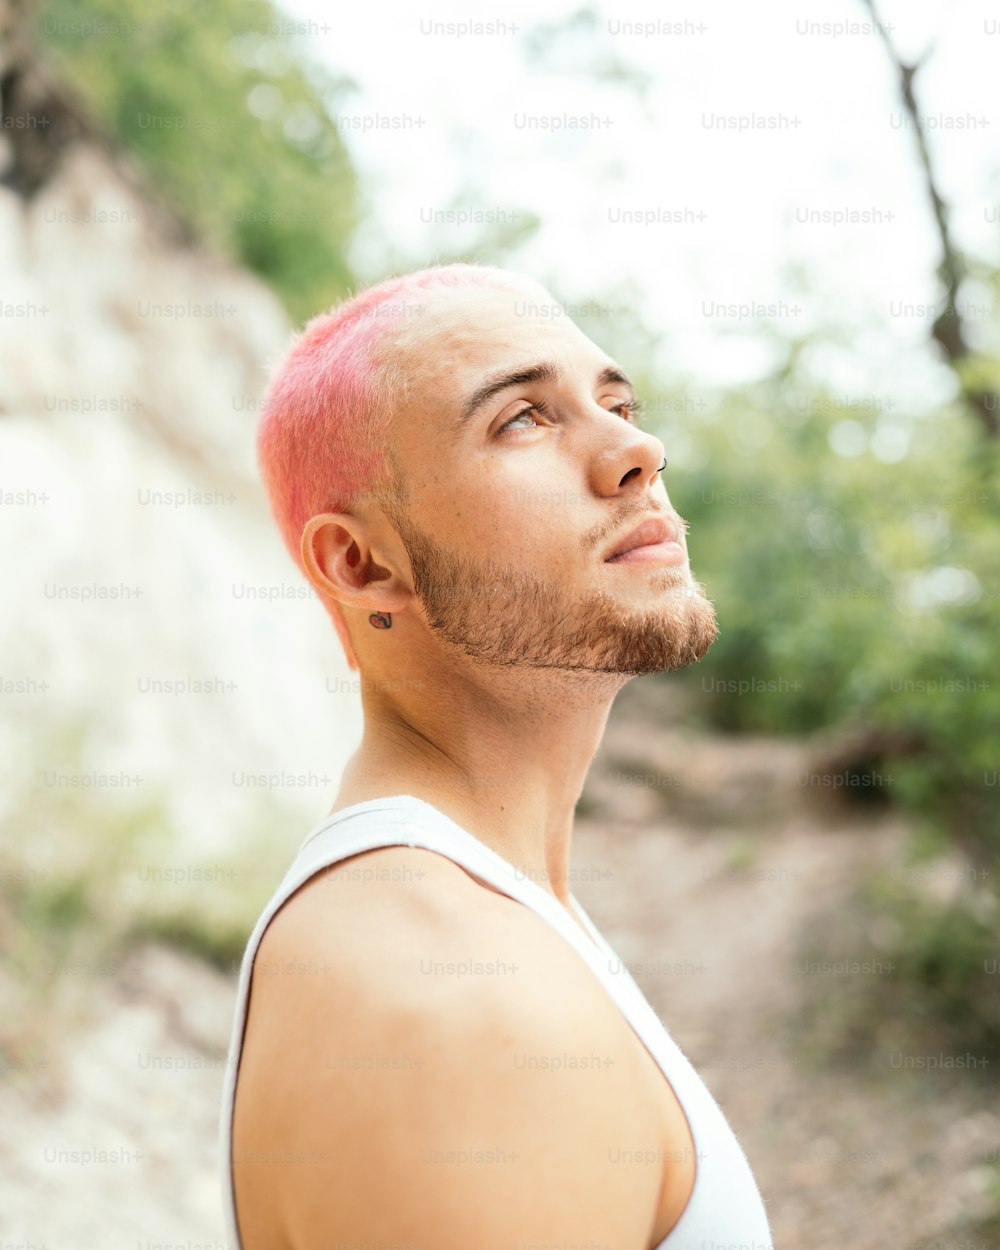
[387, 282, 607, 403]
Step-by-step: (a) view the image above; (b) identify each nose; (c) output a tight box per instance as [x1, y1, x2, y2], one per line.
[598, 428, 669, 496]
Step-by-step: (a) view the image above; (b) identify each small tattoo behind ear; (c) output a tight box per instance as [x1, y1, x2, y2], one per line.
[368, 611, 392, 629]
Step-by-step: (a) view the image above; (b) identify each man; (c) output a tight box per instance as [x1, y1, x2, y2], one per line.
[221, 263, 772, 1250]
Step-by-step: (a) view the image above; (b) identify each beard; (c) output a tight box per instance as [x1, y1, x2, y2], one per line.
[386, 505, 719, 676]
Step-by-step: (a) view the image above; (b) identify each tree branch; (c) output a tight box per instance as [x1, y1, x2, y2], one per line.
[860, 0, 999, 436]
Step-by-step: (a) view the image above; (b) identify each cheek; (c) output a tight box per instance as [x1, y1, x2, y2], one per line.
[413, 448, 582, 564]
[494, 498, 585, 572]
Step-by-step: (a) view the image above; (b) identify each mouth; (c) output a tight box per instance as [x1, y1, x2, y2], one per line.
[602, 512, 687, 565]
[604, 540, 687, 566]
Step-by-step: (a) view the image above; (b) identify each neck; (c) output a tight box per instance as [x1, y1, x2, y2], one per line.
[332, 653, 629, 905]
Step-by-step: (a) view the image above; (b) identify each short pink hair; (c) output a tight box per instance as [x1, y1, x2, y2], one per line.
[256, 262, 536, 669]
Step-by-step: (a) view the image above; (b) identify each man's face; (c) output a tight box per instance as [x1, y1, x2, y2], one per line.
[378, 280, 718, 676]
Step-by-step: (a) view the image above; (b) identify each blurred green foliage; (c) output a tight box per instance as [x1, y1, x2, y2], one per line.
[35, 0, 360, 320]
[791, 866, 1000, 1069]
[657, 366, 1000, 862]
[646, 339, 1000, 1058]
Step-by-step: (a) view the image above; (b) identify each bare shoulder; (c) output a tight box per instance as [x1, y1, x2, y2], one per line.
[251, 843, 529, 1000]
[232, 844, 662, 1250]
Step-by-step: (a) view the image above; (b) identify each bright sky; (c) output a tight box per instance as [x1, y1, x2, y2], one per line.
[272, 0, 999, 416]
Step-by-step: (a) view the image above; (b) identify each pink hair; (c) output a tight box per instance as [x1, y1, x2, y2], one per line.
[256, 262, 536, 669]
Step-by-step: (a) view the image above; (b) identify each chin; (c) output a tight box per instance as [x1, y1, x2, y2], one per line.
[592, 577, 719, 676]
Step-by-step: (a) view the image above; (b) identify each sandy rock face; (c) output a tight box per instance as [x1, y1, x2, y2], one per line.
[2, 103, 361, 858]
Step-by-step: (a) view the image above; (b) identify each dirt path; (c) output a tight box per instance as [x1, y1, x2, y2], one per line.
[577, 689, 1000, 1247]
[3, 698, 997, 1248]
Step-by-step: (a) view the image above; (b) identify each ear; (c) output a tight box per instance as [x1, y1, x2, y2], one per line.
[300, 512, 412, 617]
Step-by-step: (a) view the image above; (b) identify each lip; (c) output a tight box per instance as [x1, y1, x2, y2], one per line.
[605, 540, 686, 565]
[603, 514, 683, 562]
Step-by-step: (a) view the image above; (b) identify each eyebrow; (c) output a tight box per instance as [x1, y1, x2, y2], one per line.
[455, 361, 636, 430]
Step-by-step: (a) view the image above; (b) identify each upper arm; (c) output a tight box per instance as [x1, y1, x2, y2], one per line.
[235, 848, 661, 1250]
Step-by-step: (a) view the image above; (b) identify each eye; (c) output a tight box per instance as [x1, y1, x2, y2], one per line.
[495, 395, 644, 437]
[610, 398, 644, 423]
[496, 401, 549, 436]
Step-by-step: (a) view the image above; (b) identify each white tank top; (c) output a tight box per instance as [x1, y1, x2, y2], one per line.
[218, 794, 774, 1250]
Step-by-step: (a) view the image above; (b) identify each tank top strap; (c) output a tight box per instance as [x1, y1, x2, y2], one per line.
[283, 796, 700, 1103]
[265, 795, 677, 1072]
[289, 795, 628, 978]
